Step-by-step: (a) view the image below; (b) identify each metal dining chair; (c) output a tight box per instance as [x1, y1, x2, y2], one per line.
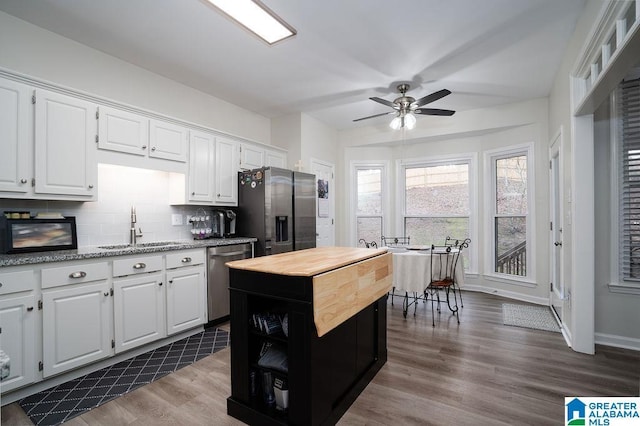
[381, 236, 410, 306]
[425, 244, 462, 326]
[443, 236, 470, 307]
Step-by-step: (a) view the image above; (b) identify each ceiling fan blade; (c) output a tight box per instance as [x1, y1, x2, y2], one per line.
[412, 89, 452, 107]
[353, 111, 396, 122]
[414, 108, 456, 116]
[369, 97, 397, 108]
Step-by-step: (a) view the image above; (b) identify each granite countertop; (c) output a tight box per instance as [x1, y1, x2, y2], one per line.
[0, 237, 257, 267]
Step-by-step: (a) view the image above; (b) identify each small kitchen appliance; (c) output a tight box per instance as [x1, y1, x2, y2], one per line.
[212, 209, 237, 238]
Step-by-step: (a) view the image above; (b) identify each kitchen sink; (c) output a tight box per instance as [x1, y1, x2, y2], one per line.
[98, 241, 184, 250]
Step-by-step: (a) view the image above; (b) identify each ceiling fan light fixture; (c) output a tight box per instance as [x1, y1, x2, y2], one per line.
[389, 115, 402, 130]
[404, 112, 416, 129]
[389, 112, 416, 130]
[203, 0, 296, 45]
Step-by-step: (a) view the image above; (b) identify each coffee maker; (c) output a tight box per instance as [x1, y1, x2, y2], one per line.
[212, 209, 236, 237]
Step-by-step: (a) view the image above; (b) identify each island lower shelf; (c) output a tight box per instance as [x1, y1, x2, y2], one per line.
[226, 247, 392, 425]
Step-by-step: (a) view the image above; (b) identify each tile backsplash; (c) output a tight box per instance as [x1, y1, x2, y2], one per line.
[1, 164, 202, 247]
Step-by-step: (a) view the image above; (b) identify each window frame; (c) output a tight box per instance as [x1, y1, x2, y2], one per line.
[484, 143, 536, 284]
[610, 77, 640, 295]
[350, 160, 390, 247]
[397, 153, 478, 274]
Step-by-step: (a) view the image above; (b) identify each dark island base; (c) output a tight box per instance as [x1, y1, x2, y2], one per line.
[226, 265, 388, 426]
[227, 354, 386, 426]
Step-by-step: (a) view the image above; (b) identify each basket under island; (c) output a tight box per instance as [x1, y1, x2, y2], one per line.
[225, 247, 393, 425]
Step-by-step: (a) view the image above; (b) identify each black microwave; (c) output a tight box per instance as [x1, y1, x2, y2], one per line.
[0, 217, 78, 254]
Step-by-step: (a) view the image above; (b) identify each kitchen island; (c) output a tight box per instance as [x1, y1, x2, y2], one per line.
[226, 247, 392, 425]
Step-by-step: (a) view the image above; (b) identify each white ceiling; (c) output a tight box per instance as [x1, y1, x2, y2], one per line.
[0, 0, 586, 130]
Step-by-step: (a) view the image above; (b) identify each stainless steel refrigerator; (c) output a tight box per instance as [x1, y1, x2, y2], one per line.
[237, 167, 316, 257]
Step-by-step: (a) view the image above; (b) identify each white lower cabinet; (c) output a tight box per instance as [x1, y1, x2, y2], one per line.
[0, 270, 38, 394]
[113, 272, 166, 353]
[42, 280, 113, 378]
[166, 249, 206, 335]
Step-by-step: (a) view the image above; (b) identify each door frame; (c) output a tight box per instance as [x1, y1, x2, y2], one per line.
[549, 127, 564, 324]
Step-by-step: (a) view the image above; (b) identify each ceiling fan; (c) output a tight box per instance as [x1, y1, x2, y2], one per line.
[353, 84, 455, 129]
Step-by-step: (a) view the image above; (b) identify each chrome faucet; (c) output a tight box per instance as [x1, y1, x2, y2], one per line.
[130, 206, 143, 246]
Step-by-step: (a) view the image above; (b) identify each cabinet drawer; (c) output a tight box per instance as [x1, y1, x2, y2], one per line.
[113, 255, 162, 277]
[0, 270, 36, 295]
[42, 262, 109, 289]
[166, 249, 205, 269]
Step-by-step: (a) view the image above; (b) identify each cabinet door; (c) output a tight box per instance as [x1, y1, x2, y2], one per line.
[97, 105, 148, 156]
[215, 137, 239, 205]
[240, 144, 264, 170]
[166, 266, 206, 335]
[42, 281, 112, 377]
[0, 293, 37, 393]
[149, 119, 188, 162]
[188, 130, 215, 202]
[0, 79, 31, 194]
[265, 149, 286, 168]
[34, 89, 97, 198]
[113, 272, 165, 353]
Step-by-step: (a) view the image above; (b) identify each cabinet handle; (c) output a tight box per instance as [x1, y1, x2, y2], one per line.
[142, 145, 147, 150]
[133, 262, 146, 269]
[169, 280, 173, 284]
[69, 271, 87, 279]
[181, 257, 192, 263]
[151, 146, 156, 152]
[27, 306, 34, 312]
[104, 292, 109, 297]
[159, 282, 163, 286]
[217, 193, 221, 197]
[20, 178, 27, 184]
[88, 184, 94, 189]
[191, 192, 195, 196]
[0, 282, 3, 288]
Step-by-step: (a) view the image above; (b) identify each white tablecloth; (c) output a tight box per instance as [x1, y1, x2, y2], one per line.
[390, 248, 465, 293]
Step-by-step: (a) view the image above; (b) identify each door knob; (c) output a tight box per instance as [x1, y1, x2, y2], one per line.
[554, 241, 562, 246]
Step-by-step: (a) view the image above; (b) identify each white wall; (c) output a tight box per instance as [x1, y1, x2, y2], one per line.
[271, 113, 302, 169]
[0, 11, 271, 145]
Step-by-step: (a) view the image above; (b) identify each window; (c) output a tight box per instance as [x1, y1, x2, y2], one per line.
[488, 147, 532, 278]
[619, 77, 640, 282]
[355, 166, 385, 246]
[403, 162, 470, 246]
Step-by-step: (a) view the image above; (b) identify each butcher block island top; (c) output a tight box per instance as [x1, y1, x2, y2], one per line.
[226, 246, 388, 276]
[227, 246, 393, 337]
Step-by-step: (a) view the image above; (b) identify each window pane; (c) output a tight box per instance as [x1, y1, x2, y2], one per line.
[496, 155, 527, 215]
[357, 217, 382, 246]
[495, 216, 526, 276]
[405, 164, 469, 215]
[404, 217, 469, 246]
[357, 169, 382, 215]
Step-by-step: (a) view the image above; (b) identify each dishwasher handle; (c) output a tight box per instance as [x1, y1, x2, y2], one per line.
[210, 250, 251, 258]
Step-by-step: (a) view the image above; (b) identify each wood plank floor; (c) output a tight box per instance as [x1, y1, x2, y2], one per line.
[2, 291, 638, 425]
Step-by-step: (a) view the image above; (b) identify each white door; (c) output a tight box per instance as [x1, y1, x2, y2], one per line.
[310, 158, 335, 247]
[215, 136, 239, 205]
[188, 130, 215, 202]
[0, 293, 37, 393]
[240, 144, 264, 170]
[0, 79, 31, 194]
[97, 105, 148, 156]
[149, 118, 188, 162]
[549, 132, 564, 323]
[42, 281, 113, 377]
[113, 272, 165, 353]
[34, 89, 97, 198]
[166, 266, 206, 335]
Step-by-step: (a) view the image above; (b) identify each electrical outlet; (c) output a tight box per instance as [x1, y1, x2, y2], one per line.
[171, 214, 183, 226]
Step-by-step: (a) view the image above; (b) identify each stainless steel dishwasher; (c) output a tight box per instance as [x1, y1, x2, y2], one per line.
[207, 243, 253, 324]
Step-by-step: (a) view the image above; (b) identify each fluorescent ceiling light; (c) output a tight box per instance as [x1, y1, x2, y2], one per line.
[204, 0, 296, 45]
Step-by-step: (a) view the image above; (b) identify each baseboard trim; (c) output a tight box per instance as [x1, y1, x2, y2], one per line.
[462, 285, 549, 306]
[595, 332, 640, 351]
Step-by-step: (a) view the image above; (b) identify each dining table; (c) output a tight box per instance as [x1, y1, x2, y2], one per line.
[386, 245, 465, 317]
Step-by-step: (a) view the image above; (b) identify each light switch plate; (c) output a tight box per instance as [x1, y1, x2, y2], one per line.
[171, 214, 183, 226]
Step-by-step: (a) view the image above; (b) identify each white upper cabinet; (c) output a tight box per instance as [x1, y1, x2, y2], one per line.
[0, 79, 31, 194]
[188, 130, 215, 203]
[265, 149, 287, 168]
[240, 143, 264, 170]
[97, 105, 148, 156]
[215, 136, 239, 205]
[34, 89, 97, 199]
[149, 119, 188, 162]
